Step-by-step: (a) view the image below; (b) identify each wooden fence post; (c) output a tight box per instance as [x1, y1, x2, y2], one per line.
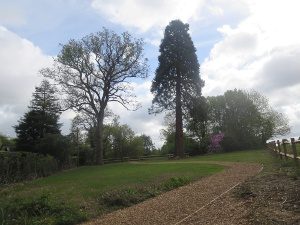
[282, 139, 288, 160]
[277, 140, 282, 159]
[291, 138, 299, 167]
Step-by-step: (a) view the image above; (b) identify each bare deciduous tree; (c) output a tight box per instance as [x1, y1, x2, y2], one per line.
[42, 28, 148, 164]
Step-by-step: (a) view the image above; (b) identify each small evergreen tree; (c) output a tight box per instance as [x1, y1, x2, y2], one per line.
[15, 80, 61, 153]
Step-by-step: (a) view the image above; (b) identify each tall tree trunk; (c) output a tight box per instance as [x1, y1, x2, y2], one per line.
[175, 73, 184, 158]
[95, 112, 104, 165]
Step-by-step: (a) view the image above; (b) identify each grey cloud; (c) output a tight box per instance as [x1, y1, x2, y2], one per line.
[256, 47, 300, 92]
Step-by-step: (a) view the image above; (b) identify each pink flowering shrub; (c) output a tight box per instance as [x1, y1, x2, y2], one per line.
[208, 133, 224, 153]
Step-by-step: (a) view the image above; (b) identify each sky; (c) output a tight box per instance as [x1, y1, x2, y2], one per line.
[1, 0, 300, 147]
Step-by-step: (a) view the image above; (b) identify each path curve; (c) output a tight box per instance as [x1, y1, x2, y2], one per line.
[83, 161, 262, 225]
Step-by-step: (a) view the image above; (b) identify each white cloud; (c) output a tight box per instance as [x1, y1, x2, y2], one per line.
[91, 0, 205, 32]
[108, 81, 165, 147]
[0, 26, 52, 136]
[202, 0, 300, 137]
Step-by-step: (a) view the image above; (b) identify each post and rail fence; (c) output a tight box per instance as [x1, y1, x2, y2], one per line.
[267, 137, 300, 166]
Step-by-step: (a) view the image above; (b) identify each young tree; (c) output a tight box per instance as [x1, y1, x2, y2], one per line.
[42, 28, 148, 164]
[150, 20, 202, 157]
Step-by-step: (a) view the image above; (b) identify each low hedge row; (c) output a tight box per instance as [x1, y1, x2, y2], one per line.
[0, 151, 59, 184]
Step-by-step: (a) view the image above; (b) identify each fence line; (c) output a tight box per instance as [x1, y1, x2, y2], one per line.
[267, 137, 300, 166]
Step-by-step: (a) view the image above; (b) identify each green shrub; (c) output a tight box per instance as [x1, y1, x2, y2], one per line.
[0, 151, 58, 184]
[162, 177, 191, 191]
[98, 187, 158, 208]
[97, 176, 191, 210]
[0, 195, 86, 225]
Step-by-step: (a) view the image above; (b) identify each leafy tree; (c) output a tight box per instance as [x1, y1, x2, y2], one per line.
[140, 134, 155, 155]
[248, 90, 290, 144]
[150, 20, 202, 157]
[187, 96, 209, 151]
[204, 89, 290, 151]
[15, 80, 61, 152]
[42, 28, 148, 164]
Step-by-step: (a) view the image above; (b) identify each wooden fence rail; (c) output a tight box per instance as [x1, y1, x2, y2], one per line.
[267, 138, 300, 166]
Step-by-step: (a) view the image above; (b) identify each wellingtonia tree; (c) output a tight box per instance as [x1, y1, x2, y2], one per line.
[41, 28, 148, 164]
[15, 80, 61, 152]
[150, 20, 202, 158]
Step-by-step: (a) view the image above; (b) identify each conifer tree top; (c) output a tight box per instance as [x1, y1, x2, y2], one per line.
[150, 20, 202, 114]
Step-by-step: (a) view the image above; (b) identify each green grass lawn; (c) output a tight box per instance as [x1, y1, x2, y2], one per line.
[186, 149, 273, 164]
[0, 162, 223, 225]
[0, 149, 275, 225]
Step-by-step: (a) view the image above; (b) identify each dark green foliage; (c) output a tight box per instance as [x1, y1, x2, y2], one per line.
[30, 80, 61, 114]
[0, 195, 86, 225]
[194, 89, 291, 151]
[0, 151, 58, 184]
[162, 176, 191, 191]
[150, 20, 202, 112]
[15, 110, 61, 152]
[140, 134, 155, 155]
[15, 80, 61, 154]
[187, 96, 209, 151]
[35, 134, 72, 166]
[98, 188, 158, 208]
[161, 132, 203, 155]
[150, 20, 203, 157]
[78, 145, 94, 166]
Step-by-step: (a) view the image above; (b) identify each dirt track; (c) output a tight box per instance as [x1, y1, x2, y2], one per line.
[83, 161, 262, 225]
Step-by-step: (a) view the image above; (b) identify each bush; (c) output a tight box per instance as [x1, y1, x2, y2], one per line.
[220, 136, 243, 152]
[162, 177, 191, 191]
[0, 195, 86, 225]
[78, 146, 94, 166]
[98, 188, 158, 208]
[35, 134, 71, 166]
[97, 176, 191, 210]
[0, 151, 58, 184]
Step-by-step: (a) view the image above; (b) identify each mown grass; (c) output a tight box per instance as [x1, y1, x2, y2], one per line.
[0, 149, 278, 225]
[0, 162, 223, 225]
[186, 149, 273, 165]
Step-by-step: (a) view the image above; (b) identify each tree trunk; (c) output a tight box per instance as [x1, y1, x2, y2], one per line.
[95, 112, 104, 165]
[175, 72, 184, 158]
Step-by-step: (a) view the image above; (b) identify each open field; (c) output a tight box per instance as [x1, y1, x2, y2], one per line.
[2, 149, 293, 225]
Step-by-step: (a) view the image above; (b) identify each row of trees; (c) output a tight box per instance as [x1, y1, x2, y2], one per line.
[12, 19, 290, 166]
[13, 79, 155, 165]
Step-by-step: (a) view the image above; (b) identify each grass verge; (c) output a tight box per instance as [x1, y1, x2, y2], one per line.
[233, 150, 300, 224]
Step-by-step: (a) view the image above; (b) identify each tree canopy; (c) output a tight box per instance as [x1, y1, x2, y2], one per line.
[150, 20, 202, 157]
[42, 28, 148, 164]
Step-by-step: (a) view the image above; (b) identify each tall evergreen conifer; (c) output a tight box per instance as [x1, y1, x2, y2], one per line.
[150, 20, 202, 157]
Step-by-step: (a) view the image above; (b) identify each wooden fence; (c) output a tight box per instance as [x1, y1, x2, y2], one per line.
[267, 137, 300, 166]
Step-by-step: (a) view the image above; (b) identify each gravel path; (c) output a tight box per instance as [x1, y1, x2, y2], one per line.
[83, 162, 262, 225]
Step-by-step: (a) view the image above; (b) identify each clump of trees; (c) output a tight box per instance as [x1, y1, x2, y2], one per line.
[67, 114, 156, 165]
[161, 89, 290, 154]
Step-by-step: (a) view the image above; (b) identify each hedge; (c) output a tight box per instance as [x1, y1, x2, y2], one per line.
[0, 151, 59, 184]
